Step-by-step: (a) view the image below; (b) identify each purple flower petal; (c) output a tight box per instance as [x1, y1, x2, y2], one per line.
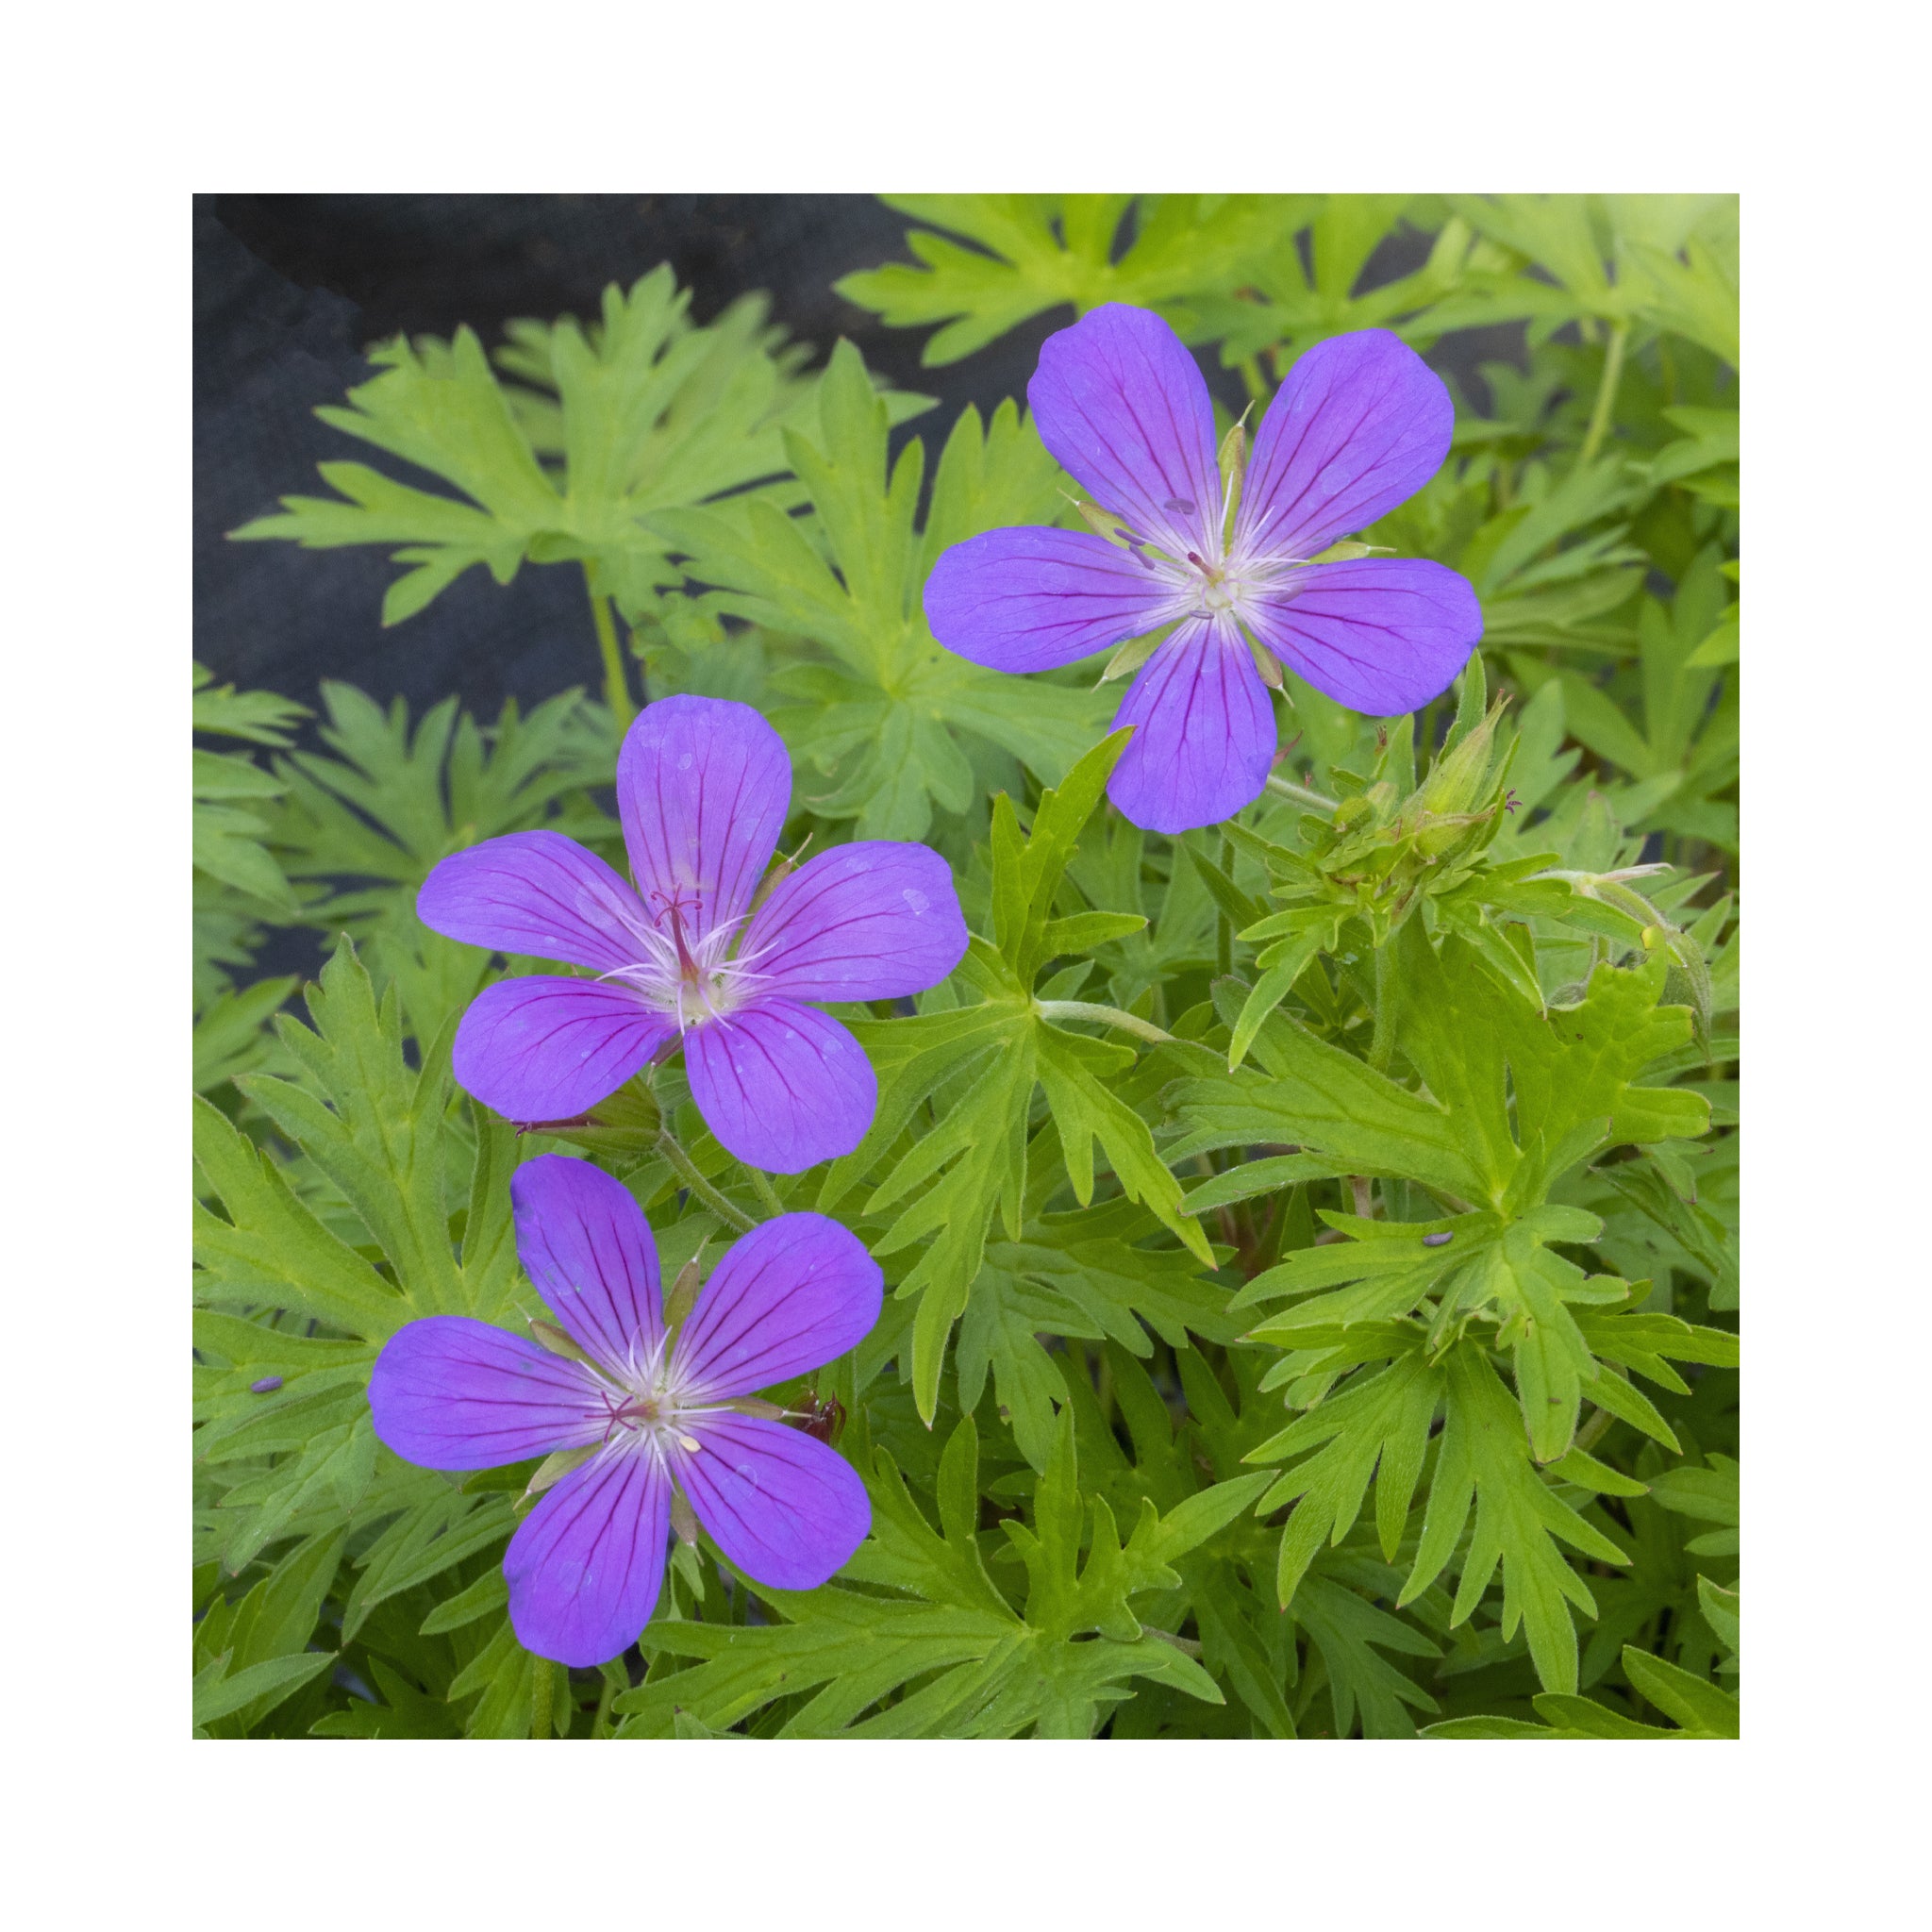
[742, 843, 968, 1003]
[416, 830, 646, 974]
[675, 1416, 870, 1591]
[684, 1002, 877, 1174]
[675, 1212, 883, 1400]
[505, 1448, 670, 1668]
[367, 1316, 605, 1470]
[452, 976, 675, 1124]
[616, 695, 791, 949]
[924, 525, 1182, 673]
[1027, 304, 1223, 559]
[1236, 328, 1454, 562]
[1106, 614, 1277, 834]
[1245, 558, 1482, 715]
[511, 1154, 663, 1374]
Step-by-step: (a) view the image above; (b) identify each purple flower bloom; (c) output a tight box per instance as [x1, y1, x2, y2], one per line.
[368, 1154, 881, 1668]
[418, 694, 969, 1173]
[924, 304, 1483, 835]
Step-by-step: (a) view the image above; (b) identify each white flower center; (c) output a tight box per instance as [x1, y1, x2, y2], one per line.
[591, 891, 774, 1032]
[588, 1341, 718, 1461]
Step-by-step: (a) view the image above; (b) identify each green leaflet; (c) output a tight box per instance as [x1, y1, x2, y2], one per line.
[192, 941, 535, 1571]
[1404, 1341, 1628, 1695]
[1425, 1643, 1740, 1740]
[192, 1526, 344, 1735]
[651, 339, 1112, 841]
[192, 665, 309, 1016]
[835, 194, 1291, 365]
[1441, 193, 1739, 364]
[615, 1412, 1263, 1739]
[232, 268, 924, 627]
[1251, 1342, 1441, 1602]
[1519, 545, 1737, 846]
[195, 940, 527, 1335]
[272, 682, 617, 926]
[817, 734, 1213, 1430]
[1180, 921, 1707, 1217]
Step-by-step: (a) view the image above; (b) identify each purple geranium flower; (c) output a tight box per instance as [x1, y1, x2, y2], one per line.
[418, 694, 968, 1173]
[368, 1154, 880, 1668]
[924, 304, 1483, 835]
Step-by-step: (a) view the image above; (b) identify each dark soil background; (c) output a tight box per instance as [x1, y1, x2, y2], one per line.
[194, 193, 1511, 724]
[196, 193, 1079, 722]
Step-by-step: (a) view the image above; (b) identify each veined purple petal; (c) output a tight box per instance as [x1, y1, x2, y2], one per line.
[617, 695, 791, 948]
[1107, 614, 1277, 835]
[367, 1316, 605, 1471]
[684, 1002, 876, 1174]
[924, 525, 1183, 673]
[675, 1416, 870, 1591]
[417, 831, 647, 974]
[742, 843, 967, 1003]
[1237, 330, 1453, 563]
[453, 976, 675, 1125]
[675, 1213, 883, 1401]
[1028, 304, 1222, 559]
[1244, 558, 1482, 715]
[505, 1448, 670, 1668]
[511, 1154, 663, 1374]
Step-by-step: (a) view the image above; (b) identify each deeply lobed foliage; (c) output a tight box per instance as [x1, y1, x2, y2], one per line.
[194, 192, 1738, 1739]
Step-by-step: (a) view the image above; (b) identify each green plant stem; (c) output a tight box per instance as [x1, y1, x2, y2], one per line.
[747, 1167, 787, 1219]
[1034, 1000, 1179, 1047]
[591, 1660, 625, 1739]
[1368, 940, 1399, 1074]
[530, 1656, 555, 1740]
[587, 575, 635, 730]
[1573, 1406, 1616, 1456]
[657, 1131, 756, 1233]
[1533, 864, 1673, 888]
[1265, 774, 1340, 813]
[1217, 833, 1234, 978]
[1576, 321, 1630, 469]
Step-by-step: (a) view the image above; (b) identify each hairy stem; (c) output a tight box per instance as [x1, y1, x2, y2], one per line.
[746, 1167, 787, 1220]
[1532, 864, 1673, 888]
[587, 574, 635, 731]
[1265, 773, 1341, 813]
[1577, 321, 1630, 469]
[1035, 999, 1179, 1047]
[1573, 1405, 1616, 1456]
[657, 1130, 756, 1233]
